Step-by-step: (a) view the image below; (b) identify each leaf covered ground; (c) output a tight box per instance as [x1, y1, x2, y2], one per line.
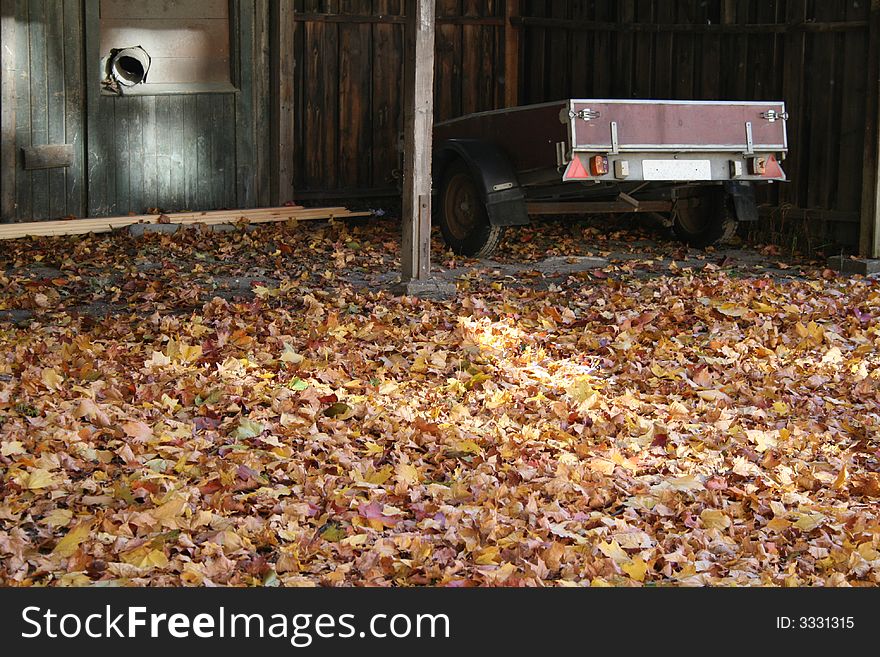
[1, 217, 879, 587]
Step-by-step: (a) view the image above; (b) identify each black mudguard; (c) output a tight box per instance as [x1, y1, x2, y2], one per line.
[434, 139, 530, 227]
[724, 181, 759, 222]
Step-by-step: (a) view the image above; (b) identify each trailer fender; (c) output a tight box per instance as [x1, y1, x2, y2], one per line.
[434, 139, 530, 227]
[724, 181, 759, 222]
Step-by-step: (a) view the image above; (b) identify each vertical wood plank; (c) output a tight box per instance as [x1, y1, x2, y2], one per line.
[47, 0, 66, 218]
[170, 95, 185, 209]
[142, 95, 158, 211]
[435, 0, 461, 120]
[401, 0, 435, 282]
[183, 95, 198, 208]
[62, 0, 84, 217]
[129, 97, 145, 214]
[114, 98, 131, 214]
[253, 0, 271, 207]
[781, 0, 808, 209]
[633, 0, 653, 97]
[503, 0, 519, 106]
[1, 0, 17, 220]
[85, 0, 108, 216]
[156, 95, 172, 209]
[614, 0, 635, 98]
[861, 0, 880, 256]
[29, 0, 49, 220]
[652, 0, 673, 97]
[372, 0, 404, 189]
[235, 0, 256, 207]
[273, 0, 296, 203]
[338, 0, 372, 188]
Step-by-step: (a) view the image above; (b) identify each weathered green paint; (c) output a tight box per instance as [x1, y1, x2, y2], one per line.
[3, 0, 266, 221]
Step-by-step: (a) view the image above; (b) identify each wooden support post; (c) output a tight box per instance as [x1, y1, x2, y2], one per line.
[861, 0, 880, 258]
[271, 0, 296, 205]
[503, 0, 520, 108]
[1, 0, 16, 221]
[397, 0, 453, 298]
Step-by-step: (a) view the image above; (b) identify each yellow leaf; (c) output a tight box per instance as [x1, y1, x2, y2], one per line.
[362, 465, 393, 485]
[745, 429, 778, 453]
[832, 460, 849, 490]
[363, 441, 384, 456]
[27, 468, 59, 490]
[622, 557, 648, 582]
[772, 401, 790, 415]
[176, 343, 202, 363]
[858, 543, 880, 561]
[145, 351, 171, 368]
[42, 508, 73, 529]
[794, 513, 825, 532]
[41, 367, 63, 390]
[475, 546, 500, 565]
[716, 303, 748, 317]
[569, 376, 596, 403]
[453, 440, 482, 456]
[53, 521, 93, 557]
[341, 534, 369, 547]
[395, 463, 420, 485]
[151, 494, 187, 528]
[700, 509, 731, 530]
[1, 440, 26, 457]
[752, 302, 775, 313]
[598, 540, 629, 564]
[122, 546, 169, 569]
[766, 517, 791, 532]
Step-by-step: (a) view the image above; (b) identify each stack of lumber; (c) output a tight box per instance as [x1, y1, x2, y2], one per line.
[0, 206, 372, 240]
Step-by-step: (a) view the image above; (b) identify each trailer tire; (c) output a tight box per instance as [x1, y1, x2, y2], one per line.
[438, 160, 505, 257]
[672, 189, 738, 248]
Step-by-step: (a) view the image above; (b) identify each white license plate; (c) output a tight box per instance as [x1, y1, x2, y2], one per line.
[642, 159, 712, 181]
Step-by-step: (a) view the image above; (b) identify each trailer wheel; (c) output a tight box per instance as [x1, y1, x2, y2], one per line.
[672, 189, 738, 248]
[438, 160, 504, 257]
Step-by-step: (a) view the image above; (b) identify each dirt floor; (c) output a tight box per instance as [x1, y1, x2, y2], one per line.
[1, 215, 879, 586]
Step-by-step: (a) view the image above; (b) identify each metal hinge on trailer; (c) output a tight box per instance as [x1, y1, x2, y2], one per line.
[569, 108, 601, 122]
[761, 109, 789, 123]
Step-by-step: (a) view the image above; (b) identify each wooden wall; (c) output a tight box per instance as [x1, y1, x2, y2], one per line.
[288, 1, 506, 198]
[2, 0, 86, 222]
[1, 0, 272, 222]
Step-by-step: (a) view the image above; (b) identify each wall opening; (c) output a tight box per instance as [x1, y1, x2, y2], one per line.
[109, 46, 151, 87]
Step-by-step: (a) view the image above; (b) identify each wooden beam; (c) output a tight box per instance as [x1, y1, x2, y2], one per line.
[0, 0, 16, 221]
[861, 0, 880, 257]
[503, 0, 520, 107]
[400, 0, 436, 283]
[271, 0, 296, 205]
[0, 206, 371, 240]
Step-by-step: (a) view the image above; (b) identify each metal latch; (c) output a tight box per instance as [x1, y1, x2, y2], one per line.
[761, 109, 789, 123]
[569, 108, 601, 122]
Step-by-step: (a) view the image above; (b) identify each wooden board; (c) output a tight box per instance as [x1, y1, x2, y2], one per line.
[0, 206, 372, 240]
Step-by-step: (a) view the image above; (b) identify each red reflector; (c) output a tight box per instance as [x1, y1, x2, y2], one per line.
[563, 155, 589, 181]
[762, 154, 784, 179]
[590, 155, 609, 176]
